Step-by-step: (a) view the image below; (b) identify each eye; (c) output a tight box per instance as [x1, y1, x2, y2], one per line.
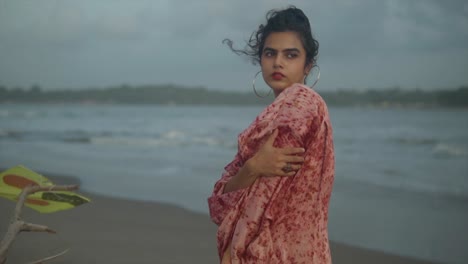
[264, 51, 274, 57]
[286, 53, 298, 59]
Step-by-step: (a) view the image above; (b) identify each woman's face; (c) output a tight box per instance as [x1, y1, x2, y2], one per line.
[260, 31, 312, 97]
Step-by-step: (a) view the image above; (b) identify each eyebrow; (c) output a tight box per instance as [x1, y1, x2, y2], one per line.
[263, 47, 301, 53]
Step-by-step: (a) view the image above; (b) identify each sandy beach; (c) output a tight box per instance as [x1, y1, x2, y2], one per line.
[0, 174, 439, 264]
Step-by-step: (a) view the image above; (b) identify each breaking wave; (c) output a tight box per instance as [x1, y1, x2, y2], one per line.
[390, 137, 439, 146]
[432, 143, 467, 158]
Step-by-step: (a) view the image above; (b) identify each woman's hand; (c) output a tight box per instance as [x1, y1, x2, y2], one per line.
[223, 129, 305, 193]
[246, 129, 305, 177]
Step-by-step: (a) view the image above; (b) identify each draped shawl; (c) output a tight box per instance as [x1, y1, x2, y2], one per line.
[208, 84, 335, 263]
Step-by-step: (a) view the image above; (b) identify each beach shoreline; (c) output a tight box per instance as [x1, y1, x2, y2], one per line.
[0, 173, 440, 264]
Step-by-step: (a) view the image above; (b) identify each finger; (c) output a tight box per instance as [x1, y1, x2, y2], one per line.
[275, 169, 289, 177]
[281, 163, 302, 172]
[273, 166, 288, 177]
[265, 129, 279, 146]
[276, 164, 301, 176]
[291, 164, 302, 171]
[286, 165, 302, 176]
[278, 170, 298, 177]
[281, 147, 305, 155]
[284, 155, 305, 163]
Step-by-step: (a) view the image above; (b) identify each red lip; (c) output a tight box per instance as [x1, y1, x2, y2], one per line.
[272, 72, 284, 80]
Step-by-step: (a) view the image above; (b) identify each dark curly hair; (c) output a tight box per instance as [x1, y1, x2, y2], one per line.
[224, 6, 319, 68]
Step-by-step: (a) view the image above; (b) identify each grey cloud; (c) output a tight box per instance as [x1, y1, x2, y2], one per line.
[0, 1, 157, 50]
[382, 0, 468, 52]
[0, 0, 467, 90]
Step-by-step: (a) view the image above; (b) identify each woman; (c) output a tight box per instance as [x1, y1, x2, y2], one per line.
[208, 6, 335, 263]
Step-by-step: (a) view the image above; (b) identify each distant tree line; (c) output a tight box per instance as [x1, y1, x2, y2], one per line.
[0, 84, 467, 107]
[320, 86, 468, 108]
[0, 84, 263, 105]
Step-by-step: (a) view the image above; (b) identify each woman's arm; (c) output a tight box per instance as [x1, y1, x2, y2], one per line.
[223, 129, 305, 193]
[223, 159, 258, 193]
[208, 130, 305, 225]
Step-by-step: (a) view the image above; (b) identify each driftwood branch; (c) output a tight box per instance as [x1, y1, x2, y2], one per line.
[27, 249, 70, 264]
[0, 184, 79, 264]
[21, 223, 56, 234]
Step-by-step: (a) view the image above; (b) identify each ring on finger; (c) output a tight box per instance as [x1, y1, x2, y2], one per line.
[282, 162, 293, 173]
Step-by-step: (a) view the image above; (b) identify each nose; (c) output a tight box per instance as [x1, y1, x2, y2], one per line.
[273, 54, 283, 69]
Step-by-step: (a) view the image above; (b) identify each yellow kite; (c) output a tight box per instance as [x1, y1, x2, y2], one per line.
[0, 165, 90, 213]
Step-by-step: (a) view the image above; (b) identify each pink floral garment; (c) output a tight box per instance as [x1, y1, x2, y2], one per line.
[208, 83, 335, 263]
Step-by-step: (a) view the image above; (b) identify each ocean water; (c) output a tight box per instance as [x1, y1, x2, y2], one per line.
[0, 104, 467, 263]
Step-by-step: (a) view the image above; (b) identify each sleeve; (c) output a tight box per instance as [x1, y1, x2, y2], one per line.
[207, 153, 247, 226]
[262, 86, 330, 225]
[277, 88, 330, 203]
[272, 85, 325, 149]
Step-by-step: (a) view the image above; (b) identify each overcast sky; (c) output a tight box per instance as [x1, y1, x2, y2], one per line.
[1, 0, 467, 92]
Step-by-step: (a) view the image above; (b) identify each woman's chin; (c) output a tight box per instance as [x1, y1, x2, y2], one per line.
[266, 79, 301, 95]
[270, 84, 292, 94]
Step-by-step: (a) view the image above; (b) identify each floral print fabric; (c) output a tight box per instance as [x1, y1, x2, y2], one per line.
[208, 83, 335, 263]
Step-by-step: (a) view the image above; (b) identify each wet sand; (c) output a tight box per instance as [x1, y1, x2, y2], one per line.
[0, 174, 439, 264]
